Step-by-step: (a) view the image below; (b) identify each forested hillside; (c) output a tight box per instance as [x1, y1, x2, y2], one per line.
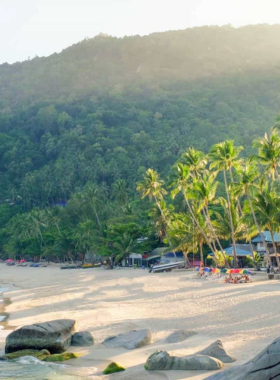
[1, 24, 280, 261]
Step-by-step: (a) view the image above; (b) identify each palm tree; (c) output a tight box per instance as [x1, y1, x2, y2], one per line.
[137, 169, 168, 223]
[169, 163, 216, 255]
[168, 214, 197, 266]
[229, 162, 255, 257]
[253, 131, 280, 179]
[209, 140, 243, 267]
[113, 233, 136, 264]
[182, 147, 207, 179]
[83, 184, 102, 229]
[207, 251, 232, 268]
[213, 197, 245, 249]
[189, 172, 225, 255]
[234, 162, 272, 266]
[112, 179, 128, 204]
[246, 251, 262, 270]
[149, 200, 173, 243]
[252, 188, 280, 270]
[75, 219, 96, 263]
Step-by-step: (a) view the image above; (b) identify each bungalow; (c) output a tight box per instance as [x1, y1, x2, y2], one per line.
[128, 253, 142, 267]
[224, 244, 253, 257]
[252, 231, 280, 266]
[223, 244, 254, 267]
[252, 231, 280, 254]
[206, 244, 254, 266]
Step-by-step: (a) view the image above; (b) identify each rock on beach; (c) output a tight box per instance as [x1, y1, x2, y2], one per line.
[5, 319, 76, 354]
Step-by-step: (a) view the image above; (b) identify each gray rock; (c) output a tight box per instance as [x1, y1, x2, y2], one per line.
[196, 340, 236, 363]
[103, 329, 152, 350]
[5, 319, 76, 354]
[145, 350, 224, 371]
[71, 331, 94, 346]
[206, 336, 280, 380]
[165, 330, 197, 343]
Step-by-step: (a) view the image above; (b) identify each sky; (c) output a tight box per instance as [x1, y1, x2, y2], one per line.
[1, 0, 280, 64]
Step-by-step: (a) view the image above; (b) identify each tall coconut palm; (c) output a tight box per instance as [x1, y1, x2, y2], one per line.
[234, 162, 272, 266]
[252, 188, 280, 270]
[253, 130, 280, 179]
[229, 162, 255, 257]
[149, 200, 173, 243]
[213, 197, 245, 247]
[75, 219, 96, 260]
[209, 140, 243, 267]
[169, 163, 216, 256]
[168, 214, 198, 266]
[137, 169, 168, 223]
[189, 172, 225, 255]
[182, 147, 207, 179]
[83, 184, 103, 229]
[112, 179, 128, 204]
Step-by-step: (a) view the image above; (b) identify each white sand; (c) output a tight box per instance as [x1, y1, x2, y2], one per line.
[0, 265, 279, 379]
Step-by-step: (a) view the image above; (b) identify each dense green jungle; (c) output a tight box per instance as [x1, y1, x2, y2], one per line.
[1, 24, 280, 264]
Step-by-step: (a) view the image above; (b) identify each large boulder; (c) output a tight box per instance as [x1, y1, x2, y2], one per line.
[103, 329, 152, 350]
[145, 350, 224, 371]
[71, 331, 94, 346]
[196, 340, 236, 363]
[5, 319, 76, 354]
[165, 330, 197, 343]
[206, 336, 280, 380]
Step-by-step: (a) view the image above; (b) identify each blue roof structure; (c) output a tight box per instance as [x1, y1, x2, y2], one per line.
[252, 231, 280, 243]
[224, 246, 251, 257]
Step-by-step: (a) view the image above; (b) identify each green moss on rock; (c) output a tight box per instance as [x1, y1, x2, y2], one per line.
[2, 349, 50, 361]
[43, 352, 81, 362]
[103, 362, 126, 375]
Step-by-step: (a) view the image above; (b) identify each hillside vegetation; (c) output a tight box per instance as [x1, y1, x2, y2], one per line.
[1, 24, 280, 260]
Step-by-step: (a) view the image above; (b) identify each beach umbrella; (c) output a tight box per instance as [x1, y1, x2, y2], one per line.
[5, 259, 13, 262]
[204, 267, 210, 272]
[241, 269, 251, 275]
[220, 268, 227, 273]
[233, 269, 240, 274]
[213, 268, 220, 273]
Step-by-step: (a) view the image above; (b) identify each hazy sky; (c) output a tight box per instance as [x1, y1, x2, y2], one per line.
[1, 0, 280, 64]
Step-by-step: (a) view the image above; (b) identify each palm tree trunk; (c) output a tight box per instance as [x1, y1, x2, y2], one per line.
[154, 196, 170, 239]
[204, 206, 225, 254]
[223, 169, 238, 268]
[269, 227, 280, 270]
[183, 194, 216, 255]
[93, 206, 101, 229]
[199, 239, 204, 264]
[247, 192, 272, 266]
[202, 206, 227, 267]
[183, 252, 190, 268]
[154, 197, 167, 224]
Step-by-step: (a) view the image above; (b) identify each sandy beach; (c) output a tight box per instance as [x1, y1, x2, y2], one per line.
[0, 265, 279, 379]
